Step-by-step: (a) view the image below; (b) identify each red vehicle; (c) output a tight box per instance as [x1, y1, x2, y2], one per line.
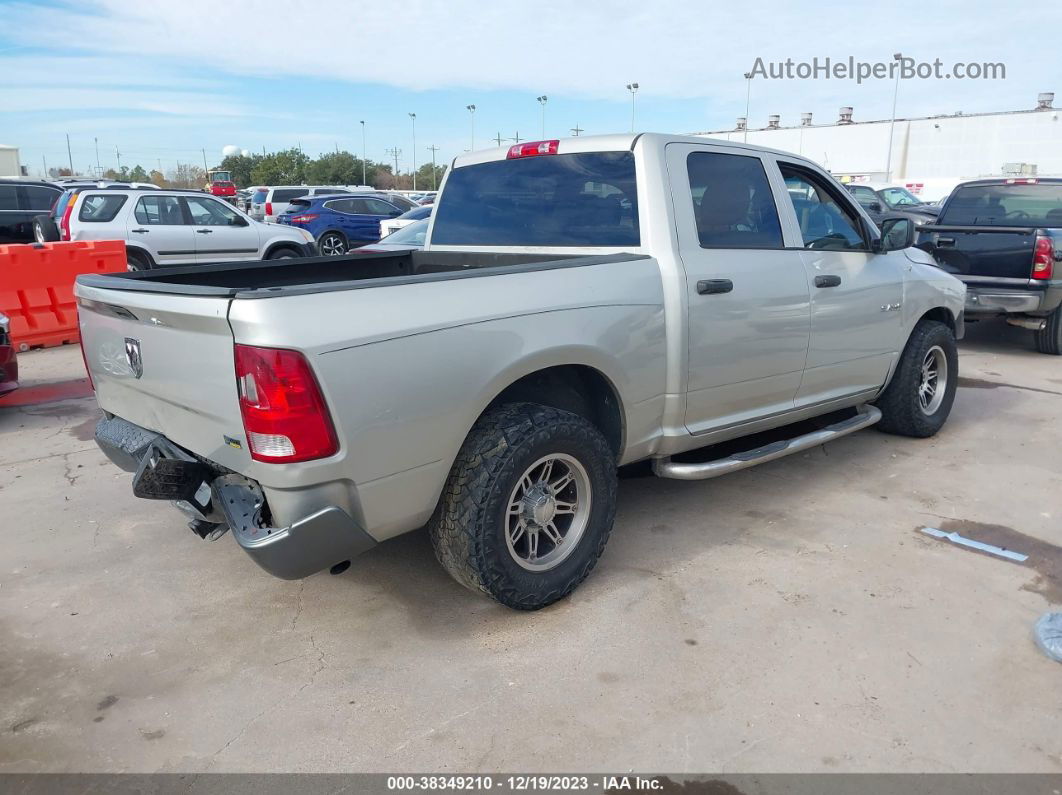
[0, 311, 18, 397]
[206, 170, 237, 201]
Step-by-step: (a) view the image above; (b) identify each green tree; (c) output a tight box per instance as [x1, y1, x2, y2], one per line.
[250, 148, 310, 185]
[149, 169, 168, 188]
[218, 153, 263, 187]
[128, 165, 150, 183]
[415, 162, 447, 192]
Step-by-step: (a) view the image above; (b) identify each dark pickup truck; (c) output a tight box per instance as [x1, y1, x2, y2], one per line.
[917, 177, 1062, 354]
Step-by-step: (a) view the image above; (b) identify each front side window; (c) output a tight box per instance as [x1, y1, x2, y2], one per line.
[185, 196, 240, 225]
[362, 198, 398, 216]
[78, 194, 127, 222]
[431, 151, 640, 247]
[780, 166, 867, 251]
[135, 196, 184, 225]
[687, 152, 783, 249]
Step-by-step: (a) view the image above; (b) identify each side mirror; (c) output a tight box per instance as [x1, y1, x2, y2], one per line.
[868, 201, 883, 213]
[877, 217, 914, 252]
[230, 215, 249, 227]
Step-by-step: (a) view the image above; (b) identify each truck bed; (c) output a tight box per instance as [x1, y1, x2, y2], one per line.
[76, 250, 639, 298]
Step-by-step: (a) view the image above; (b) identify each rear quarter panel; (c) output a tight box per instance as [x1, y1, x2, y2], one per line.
[228, 257, 666, 539]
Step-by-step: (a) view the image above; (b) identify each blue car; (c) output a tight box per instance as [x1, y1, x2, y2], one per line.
[277, 193, 405, 255]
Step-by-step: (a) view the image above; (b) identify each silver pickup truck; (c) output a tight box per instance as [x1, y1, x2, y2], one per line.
[76, 134, 966, 610]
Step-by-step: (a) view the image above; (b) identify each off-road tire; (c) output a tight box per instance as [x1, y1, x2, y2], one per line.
[875, 320, 957, 438]
[1034, 305, 1062, 355]
[428, 402, 617, 610]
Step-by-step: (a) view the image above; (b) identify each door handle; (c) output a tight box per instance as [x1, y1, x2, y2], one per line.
[936, 237, 955, 247]
[814, 274, 842, 288]
[131, 228, 149, 234]
[696, 279, 733, 295]
[195, 229, 214, 234]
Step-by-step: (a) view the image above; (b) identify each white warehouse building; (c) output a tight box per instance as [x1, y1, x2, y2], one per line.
[694, 93, 1062, 201]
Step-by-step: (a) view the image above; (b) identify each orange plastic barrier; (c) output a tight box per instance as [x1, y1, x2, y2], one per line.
[0, 240, 126, 351]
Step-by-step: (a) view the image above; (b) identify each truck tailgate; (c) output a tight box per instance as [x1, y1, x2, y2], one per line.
[919, 224, 1037, 282]
[76, 284, 250, 472]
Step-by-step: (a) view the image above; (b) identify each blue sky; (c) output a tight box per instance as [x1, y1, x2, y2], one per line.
[1, 0, 1058, 179]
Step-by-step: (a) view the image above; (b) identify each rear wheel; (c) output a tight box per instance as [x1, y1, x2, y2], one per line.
[429, 403, 617, 610]
[317, 231, 348, 256]
[266, 247, 299, 260]
[1034, 305, 1062, 355]
[33, 215, 59, 243]
[126, 250, 151, 271]
[875, 320, 958, 438]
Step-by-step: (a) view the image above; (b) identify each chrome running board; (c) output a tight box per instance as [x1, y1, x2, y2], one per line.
[652, 405, 882, 481]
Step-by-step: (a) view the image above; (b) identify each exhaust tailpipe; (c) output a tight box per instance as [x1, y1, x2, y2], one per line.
[1006, 316, 1047, 331]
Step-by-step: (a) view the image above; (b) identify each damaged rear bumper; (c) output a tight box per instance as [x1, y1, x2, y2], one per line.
[94, 415, 377, 579]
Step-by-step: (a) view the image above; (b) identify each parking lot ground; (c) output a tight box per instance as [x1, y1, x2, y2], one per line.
[1, 319, 1060, 774]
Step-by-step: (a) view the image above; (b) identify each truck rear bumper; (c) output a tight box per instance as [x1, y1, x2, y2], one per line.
[94, 415, 377, 579]
[965, 288, 1046, 315]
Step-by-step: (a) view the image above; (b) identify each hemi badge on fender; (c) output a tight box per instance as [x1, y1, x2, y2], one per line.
[224, 436, 243, 449]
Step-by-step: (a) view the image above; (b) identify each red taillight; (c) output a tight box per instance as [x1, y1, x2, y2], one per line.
[1033, 235, 1054, 280]
[1005, 178, 1038, 184]
[59, 196, 76, 241]
[507, 139, 559, 159]
[289, 213, 318, 224]
[234, 344, 338, 463]
[265, 202, 273, 216]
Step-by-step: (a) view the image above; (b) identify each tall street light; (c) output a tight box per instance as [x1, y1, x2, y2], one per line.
[626, 83, 639, 132]
[743, 72, 752, 143]
[359, 120, 367, 185]
[885, 52, 903, 181]
[409, 113, 417, 191]
[537, 96, 548, 137]
[427, 145, 440, 190]
[466, 105, 476, 151]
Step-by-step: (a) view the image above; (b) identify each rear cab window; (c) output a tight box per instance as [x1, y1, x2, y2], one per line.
[78, 194, 127, 222]
[0, 185, 18, 210]
[431, 151, 639, 247]
[941, 183, 1062, 226]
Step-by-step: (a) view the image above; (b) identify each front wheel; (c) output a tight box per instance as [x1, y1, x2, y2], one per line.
[266, 247, 299, 260]
[429, 403, 618, 610]
[875, 319, 958, 437]
[1034, 305, 1062, 355]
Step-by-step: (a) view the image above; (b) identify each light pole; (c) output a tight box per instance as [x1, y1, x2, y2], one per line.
[885, 52, 903, 181]
[466, 105, 476, 151]
[385, 148, 402, 185]
[359, 120, 367, 185]
[427, 145, 439, 190]
[571, 124, 583, 137]
[409, 113, 417, 191]
[537, 96, 548, 137]
[743, 72, 752, 143]
[626, 83, 639, 132]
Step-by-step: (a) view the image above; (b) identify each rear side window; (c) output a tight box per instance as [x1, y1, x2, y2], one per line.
[941, 183, 1062, 227]
[323, 199, 354, 213]
[431, 152, 640, 247]
[135, 196, 184, 225]
[271, 188, 309, 203]
[0, 185, 17, 210]
[78, 194, 127, 222]
[687, 152, 783, 249]
[23, 185, 60, 211]
[252, 189, 268, 203]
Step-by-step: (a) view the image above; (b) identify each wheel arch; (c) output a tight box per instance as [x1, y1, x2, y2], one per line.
[125, 244, 155, 266]
[263, 240, 304, 258]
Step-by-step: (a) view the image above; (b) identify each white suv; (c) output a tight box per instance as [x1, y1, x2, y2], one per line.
[56, 188, 316, 269]
[250, 185, 362, 223]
